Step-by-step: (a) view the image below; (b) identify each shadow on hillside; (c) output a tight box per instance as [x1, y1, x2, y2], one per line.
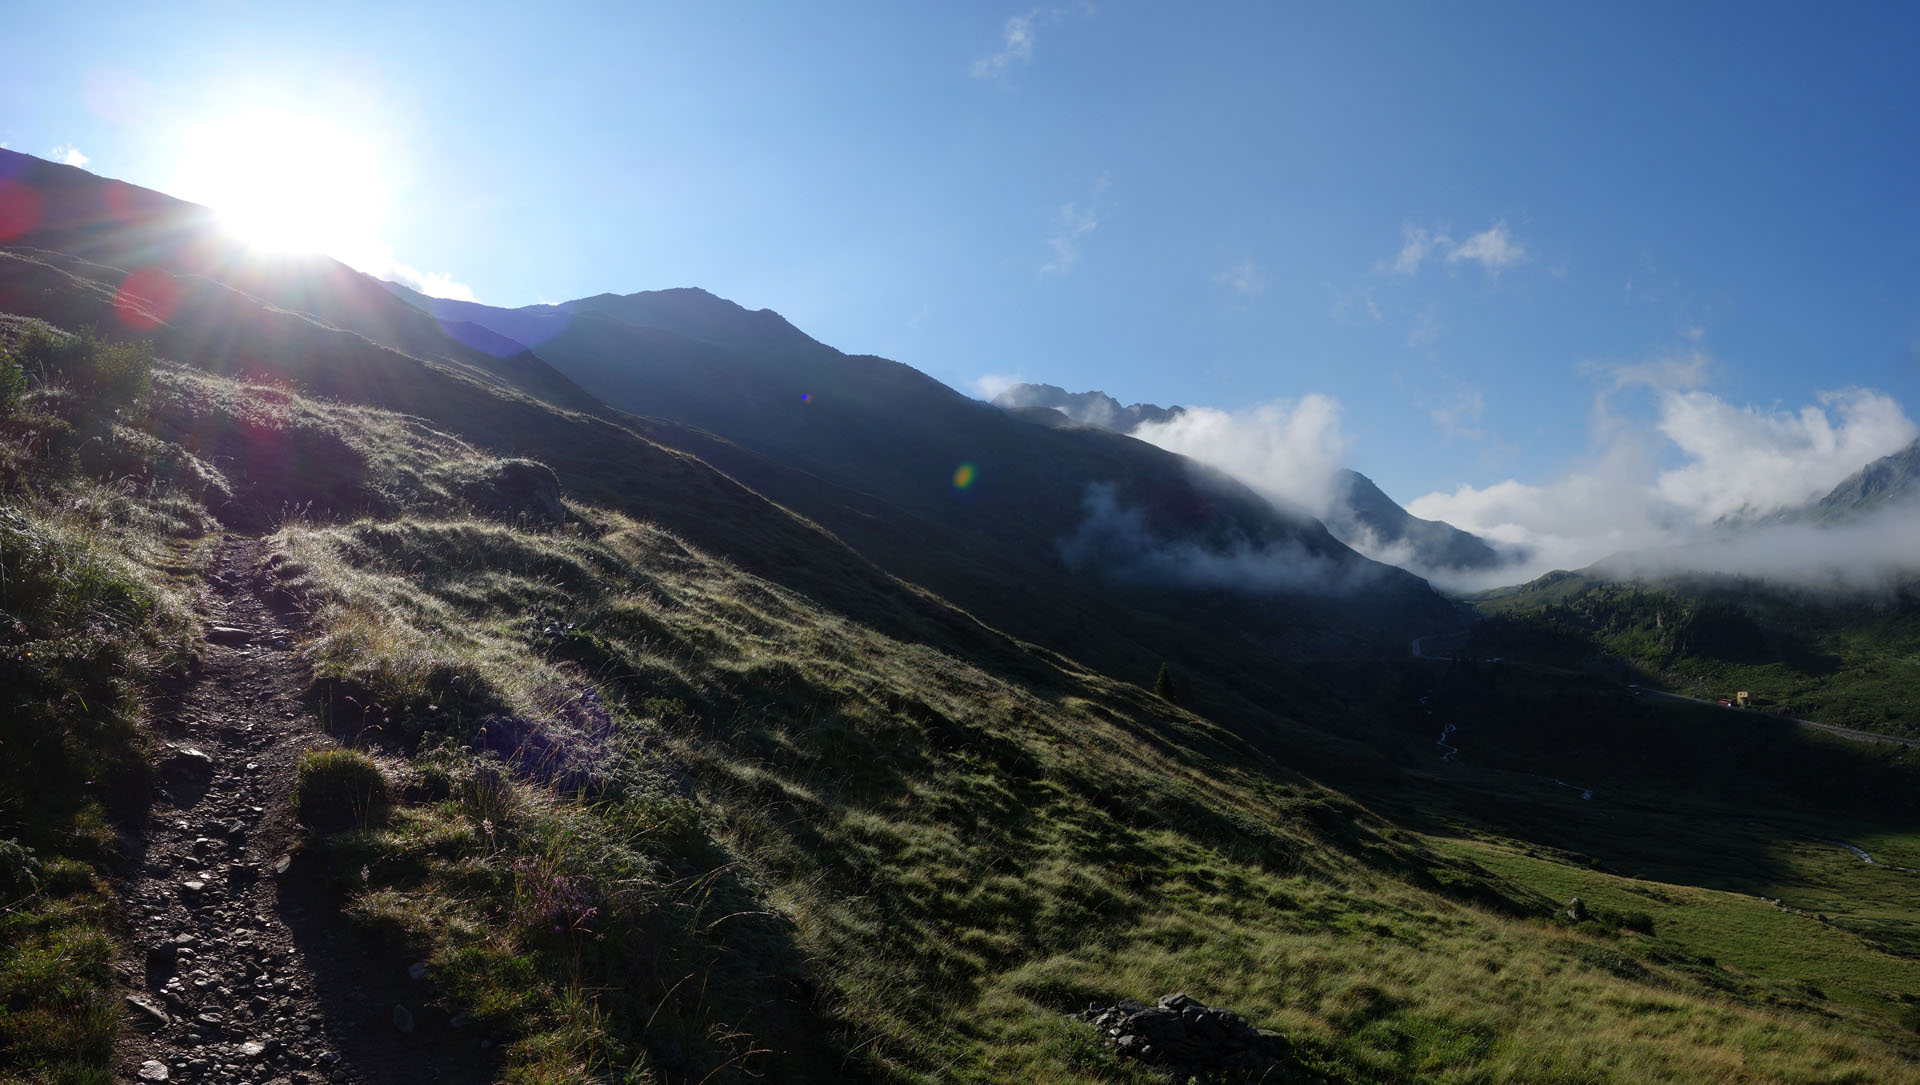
[272, 858, 500, 1084]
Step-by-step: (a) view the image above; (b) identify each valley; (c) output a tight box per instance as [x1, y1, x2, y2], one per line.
[1, 150, 1918, 1085]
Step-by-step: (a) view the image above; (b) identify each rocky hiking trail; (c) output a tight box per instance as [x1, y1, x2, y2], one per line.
[114, 536, 492, 1085]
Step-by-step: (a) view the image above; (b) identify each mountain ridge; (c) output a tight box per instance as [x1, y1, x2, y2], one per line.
[381, 282, 1467, 678]
[988, 380, 1514, 577]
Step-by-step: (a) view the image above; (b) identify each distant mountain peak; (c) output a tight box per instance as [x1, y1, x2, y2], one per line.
[559, 287, 824, 356]
[1805, 436, 1920, 521]
[991, 381, 1519, 578]
[990, 382, 1184, 432]
[1324, 468, 1514, 573]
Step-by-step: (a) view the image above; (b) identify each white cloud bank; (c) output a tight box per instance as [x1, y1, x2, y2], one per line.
[1114, 368, 1917, 592]
[1132, 394, 1349, 516]
[1653, 388, 1913, 522]
[1408, 384, 1918, 587]
[51, 144, 89, 168]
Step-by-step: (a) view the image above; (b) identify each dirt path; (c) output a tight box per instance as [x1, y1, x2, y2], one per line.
[114, 536, 493, 1085]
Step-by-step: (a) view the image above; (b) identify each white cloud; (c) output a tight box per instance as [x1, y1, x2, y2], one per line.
[973, 6, 1096, 81]
[1131, 394, 1349, 515]
[1379, 219, 1530, 277]
[972, 373, 1021, 399]
[1058, 481, 1391, 596]
[1653, 387, 1916, 523]
[972, 9, 1043, 79]
[1042, 200, 1100, 274]
[1214, 258, 1265, 297]
[1596, 507, 1920, 594]
[1386, 223, 1438, 275]
[1407, 379, 1919, 587]
[50, 144, 89, 168]
[339, 242, 480, 303]
[1446, 220, 1527, 275]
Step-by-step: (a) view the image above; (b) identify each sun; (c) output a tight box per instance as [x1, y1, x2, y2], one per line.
[170, 112, 387, 258]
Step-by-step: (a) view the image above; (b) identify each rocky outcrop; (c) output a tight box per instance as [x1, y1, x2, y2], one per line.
[1073, 993, 1299, 1082]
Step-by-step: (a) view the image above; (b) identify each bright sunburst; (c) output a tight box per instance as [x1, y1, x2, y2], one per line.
[171, 112, 386, 257]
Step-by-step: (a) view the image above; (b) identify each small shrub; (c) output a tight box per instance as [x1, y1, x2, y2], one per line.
[11, 325, 154, 407]
[294, 748, 390, 832]
[0, 838, 41, 896]
[0, 349, 24, 413]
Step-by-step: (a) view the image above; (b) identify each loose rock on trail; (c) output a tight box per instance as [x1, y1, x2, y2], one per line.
[113, 536, 492, 1085]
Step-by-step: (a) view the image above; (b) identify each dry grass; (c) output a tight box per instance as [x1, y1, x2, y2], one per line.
[8, 318, 1915, 1083]
[263, 505, 1920, 1083]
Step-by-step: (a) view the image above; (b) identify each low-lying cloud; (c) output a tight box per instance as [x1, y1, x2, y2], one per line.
[1408, 384, 1918, 589]
[1594, 506, 1920, 595]
[1116, 371, 1919, 593]
[1130, 394, 1347, 516]
[344, 242, 481, 303]
[1058, 482, 1384, 595]
[1653, 388, 1914, 523]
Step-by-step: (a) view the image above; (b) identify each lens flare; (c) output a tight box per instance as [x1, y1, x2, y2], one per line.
[952, 462, 977, 490]
[0, 179, 43, 242]
[113, 268, 183, 330]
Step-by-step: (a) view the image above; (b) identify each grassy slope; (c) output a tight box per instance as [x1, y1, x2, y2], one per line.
[2, 181, 1918, 1079]
[1469, 578, 1920, 738]
[4, 315, 1920, 1081]
[0, 324, 205, 1083]
[261, 501, 1920, 1083]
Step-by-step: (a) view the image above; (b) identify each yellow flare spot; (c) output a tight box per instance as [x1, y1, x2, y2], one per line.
[952, 462, 977, 490]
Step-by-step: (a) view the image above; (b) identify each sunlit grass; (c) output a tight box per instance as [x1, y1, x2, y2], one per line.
[7, 318, 1918, 1083]
[266, 506, 1920, 1082]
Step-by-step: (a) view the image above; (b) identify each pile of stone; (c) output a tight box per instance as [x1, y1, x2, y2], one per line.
[1074, 992, 1294, 1082]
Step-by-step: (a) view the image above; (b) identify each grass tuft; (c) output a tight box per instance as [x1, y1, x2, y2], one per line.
[294, 748, 391, 832]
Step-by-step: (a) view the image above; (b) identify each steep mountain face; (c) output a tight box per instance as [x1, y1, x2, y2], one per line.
[1323, 468, 1511, 572]
[385, 286, 1467, 678]
[0, 150, 594, 412]
[991, 381, 1185, 430]
[1808, 436, 1920, 520]
[0, 151, 1025, 660]
[986, 381, 1512, 576]
[0, 149, 1465, 772]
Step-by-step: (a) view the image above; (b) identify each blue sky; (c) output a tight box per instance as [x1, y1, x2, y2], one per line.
[6, 2, 1918, 565]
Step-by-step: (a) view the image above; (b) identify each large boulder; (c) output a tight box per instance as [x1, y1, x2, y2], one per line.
[1073, 992, 1297, 1081]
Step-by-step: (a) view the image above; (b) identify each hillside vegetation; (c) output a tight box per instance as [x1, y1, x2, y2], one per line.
[4, 318, 1920, 1084]
[3, 153, 1920, 1083]
[1471, 576, 1920, 739]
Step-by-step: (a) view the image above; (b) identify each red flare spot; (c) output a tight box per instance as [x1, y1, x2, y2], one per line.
[114, 268, 183, 330]
[0, 179, 43, 242]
